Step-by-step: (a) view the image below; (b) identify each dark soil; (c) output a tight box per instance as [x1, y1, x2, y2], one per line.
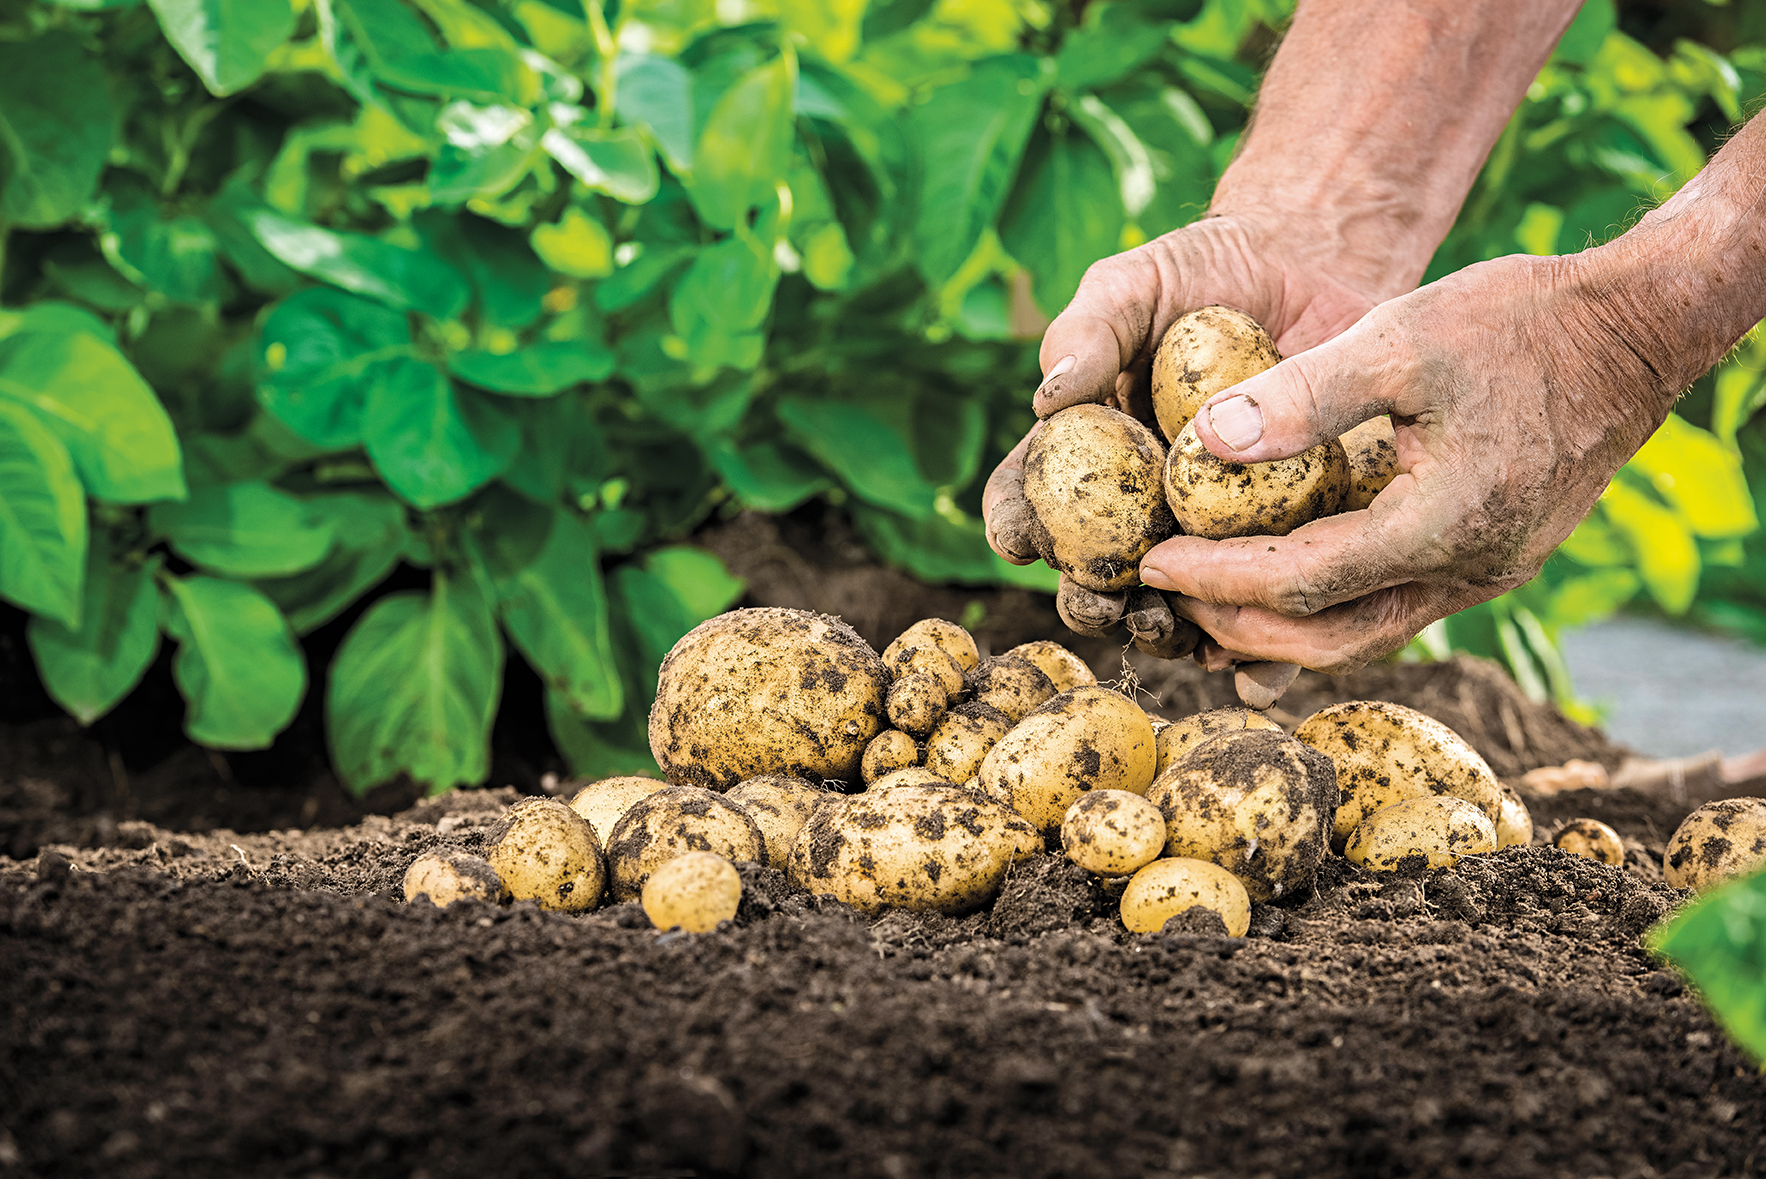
[3, 510, 1762, 1178]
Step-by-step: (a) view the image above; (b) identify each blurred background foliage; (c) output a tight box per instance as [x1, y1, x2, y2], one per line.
[0, 0, 1760, 791]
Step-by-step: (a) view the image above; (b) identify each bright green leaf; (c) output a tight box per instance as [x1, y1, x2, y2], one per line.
[448, 341, 614, 396]
[688, 51, 796, 231]
[257, 287, 413, 449]
[240, 205, 471, 319]
[363, 360, 519, 507]
[1069, 95, 1155, 218]
[546, 685, 660, 779]
[1650, 865, 1766, 1064]
[1055, 6, 1166, 91]
[28, 540, 162, 725]
[851, 503, 1061, 591]
[707, 438, 830, 511]
[256, 490, 407, 633]
[669, 233, 779, 339]
[99, 174, 224, 304]
[414, 209, 551, 330]
[618, 54, 695, 174]
[641, 545, 744, 623]
[1601, 480, 1701, 614]
[1628, 413, 1758, 539]
[543, 123, 661, 204]
[161, 574, 305, 749]
[147, 0, 298, 96]
[0, 401, 87, 627]
[777, 397, 938, 518]
[0, 34, 114, 229]
[1000, 123, 1124, 314]
[1551, 0, 1615, 66]
[149, 480, 337, 577]
[430, 100, 541, 203]
[530, 206, 615, 278]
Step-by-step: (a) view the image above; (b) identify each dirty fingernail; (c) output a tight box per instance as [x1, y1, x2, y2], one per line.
[1209, 395, 1263, 451]
[1034, 354, 1076, 397]
[1140, 564, 1175, 590]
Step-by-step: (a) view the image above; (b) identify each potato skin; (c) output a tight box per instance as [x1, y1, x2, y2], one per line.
[484, 799, 607, 912]
[1496, 782, 1533, 849]
[1164, 420, 1349, 540]
[967, 655, 1056, 723]
[1662, 798, 1766, 891]
[887, 671, 949, 737]
[861, 729, 921, 784]
[1023, 404, 1176, 591]
[870, 767, 955, 790]
[403, 850, 502, 908]
[1062, 790, 1167, 877]
[1345, 797, 1497, 872]
[1553, 817, 1623, 866]
[924, 702, 1013, 784]
[1340, 416, 1400, 511]
[641, 852, 742, 933]
[886, 645, 966, 697]
[978, 685, 1158, 836]
[1150, 306, 1282, 444]
[605, 785, 766, 901]
[1154, 707, 1283, 777]
[1149, 729, 1336, 902]
[568, 775, 668, 847]
[726, 775, 831, 870]
[1119, 857, 1251, 936]
[883, 618, 979, 673]
[649, 607, 888, 790]
[1004, 640, 1096, 692]
[786, 784, 1039, 915]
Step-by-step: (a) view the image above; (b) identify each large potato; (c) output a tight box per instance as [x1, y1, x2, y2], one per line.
[726, 774, 831, 870]
[966, 655, 1056, 722]
[1344, 797, 1496, 872]
[1022, 404, 1176, 592]
[1663, 798, 1766, 891]
[1119, 857, 1251, 936]
[484, 798, 606, 912]
[1295, 700, 1502, 851]
[1004, 640, 1096, 692]
[568, 775, 668, 847]
[606, 785, 766, 901]
[978, 686, 1157, 835]
[1340, 416, 1400, 511]
[649, 607, 888, 789]
[1062, 790, 1167, 877]
[1154, 707, 1283, 777]
[403, 850, 502, 908]
[1164, 420, 1349, 540]
[924, 702, 1014, 783]
[787, 784, 1039, 915]
[1149, 729, 1336, 902]
[1149, 306, 1281, 443]
[883, 618, 979, 673]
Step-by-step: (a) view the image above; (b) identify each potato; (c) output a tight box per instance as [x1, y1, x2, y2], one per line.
[883, 618, 979, 673]
[1295, 700, 1503, 852]
[484, 798, 606, 912]
[1154, 707, 1283, 777]
[1496, 782, 1533, 849]
[1662, 798, 1766, 891]
[1061, 790, 1167, 877]
[641, 852, 742, 933]
[862, 729, 921, 784]
[1554, 817, 1623, 866]
[870, 766, 955, 790]
[967, 655, 1056, 723]
[606, 785, 766, 901]
[923, 702, 1014, 783]
[1344, 797, 1497, 872]
[1340, 416, 1400, 511]
[787, 784, 1039, 915]
[887, 671, 949, 737]
[1149, 305, 1282, 443]
[1004, 640, 1096, 692]
[568, 775, 668, 847]
[1119, 857, 1251, 936]
[885, 644, 966, 696]
[403, 850, 502, 908]
[1149, 729, 1336, 902]
[726, 774, 831, 870]
[649, 607, 888, 790]
[1022, 404, 1176, 592]
[978, 685, 1158, 835]
[1164, 419, 1350, 540]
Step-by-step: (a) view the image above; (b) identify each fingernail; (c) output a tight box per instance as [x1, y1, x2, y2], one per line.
[1034, 354, 1076, 398]
[1140, 564, 1175, 591]
[1209, 395, 1264, 451]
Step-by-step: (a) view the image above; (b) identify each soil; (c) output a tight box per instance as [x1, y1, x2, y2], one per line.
[3, 508, 1763, 1178]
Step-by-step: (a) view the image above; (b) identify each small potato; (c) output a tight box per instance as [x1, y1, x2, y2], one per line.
[966, 655, 1056, 723]
[1496, 782, 1533, 849]
[883, 618, 980, 673]
[979, 685, 1158, 836]
[924, 702, 1014, 783]
[870, 766, 955, 790]
[862, 729, 922, 783]
[1154, 707, 1283, 777]
[727, 774, 831, 870]
[1119, 857, 1251, 936]
[1164, 420, 1349, 540]
[568, 775, 668, 847]
[1339, 416, 1400, 511]
[787, 784, 1039, 915]
[1004, 640, 1096, 692]
[1023, 404, 1176, 592]
[1662, 798, 1766, 892]
[484, 799, 607, 912]
[403, 850, 502, 908]
[606, 785, 766, 901]
[1062, 790, 1167, 877]
[1296, 700, 1503, 852]
[887, 671, 949, 737]
[886, 644, 966, 697]
[1554, 818, 1624, 866]
[1149, 729, 1336, 902]
[1150, 305, 1282, 443]
[1345, 797, 1497, 872]
[641, 851, 742, 933]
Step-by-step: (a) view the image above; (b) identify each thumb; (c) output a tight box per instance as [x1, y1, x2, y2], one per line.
[1190, 335, 1392, 464]
[1031, 249, 1169, 417]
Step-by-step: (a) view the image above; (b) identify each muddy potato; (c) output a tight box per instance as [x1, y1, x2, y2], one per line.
[1662, 798, 1766, 891]
[887, 671, 949, 737]
[886, 644, 966, 697]
[883, 618, 980, 674]
[606, 785, 766, 901]
[979, 686, 1158, 835]
[1005, 640, 1096, 692]
[1150, 306, 1283, 443]
[1340, 416, 1400, 511]
[1554, 818, 1624, 866]
[1345, 796, 1497, 872]
[787, 784, 1040, 915]
[484, 798, 606, 912]
[403, 850, 502, 908]
[862, 729, 921, 784]
[1149, 729, 1336, 902]
[924, 702, 1014, 783]
[1164, 419, 1350, 540]
[1295, 700, 1503, 851]
[727, 775, 831, 870]
[967, 655, 1057, 723]
[1119, 857, 1251, 936]
[870, 766, 955, 790]
[1062, 790, 1167, 877]
[641, 852, 742, 933]
[649, 607, 888, 790]
[1154, 707, 1284, 777]
[568, 775, 668, 847]
[1022, 404, 1176, 591]
[1496, 782, 1534, 849]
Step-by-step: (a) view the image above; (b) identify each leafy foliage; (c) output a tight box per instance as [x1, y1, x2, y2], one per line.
[1651, 866, 1766, 1067]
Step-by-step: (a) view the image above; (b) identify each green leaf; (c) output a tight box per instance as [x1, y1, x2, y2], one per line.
[327, 566, 502, 795]
[1069, 94, 1156, 219]
[707, 438, 830, 511]
[161, 574, 305, 750]
[147, 0, 298, 96]
[1650, 865, 1766, 1064]
[448, 341, 614, 396]
[429, 100, 541, 204]
[1055, 5, 1168, 91]
[363, 361, 519, 508]
[256, 490, 407, 633]
[911, 55, 1049, 286]
[149, 480, 337, 577]
[257, 287, 414, 448]
[688, 50, 797, 232]
[530, 206, 615, 279]
[1552, 0, 1616, 66]
[0, 33, 114, 229]
[1628, 413, 1758, 539]
[851, 504, 1061, 591]
[669, 233, 779, 348]
[240, 205, 471, 319]
[28, 540, 162, 725]
[641, 545, 745, 622]
[1601, 480, 1700, 614]
[543, 123, 661, 204]
[414, 211, 551, 330]
[776, 397, 938, 517]
[546, 685, 660, 779]
[618, 54, 695, 174]
[99, 173, 224, 304]
[0, 400, 88, 627]
[1000, 123, 1124, 314]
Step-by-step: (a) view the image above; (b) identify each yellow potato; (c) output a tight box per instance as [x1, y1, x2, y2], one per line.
[861, 729, 921, 784]
[887, 671, 949, 737]
[1344, 797, 1497, 872]
[1061, 790, 1167, 877]
[1662, 798, 1766, 891]
[1164, 419, 1349, 540]
[726, 774, 831, 870]
[978, 685, 1157, 835]
[883, 618, 980, 673]
[1119, 857, 1251, 936]
[484, 798, 607, 912]
[1340, 416, 1400, 511]
[403, 850, 502, 908]
[1496, 782, 1533, 849]
[1553, 817, 1623, 866]
[923, 702, 1013, 784]
[1004, 640, 1096, 692]
[886, 644, 966, 697]
[649, 607, 888, 789]
[641, 852, 742, 933]
[967, 655, 1056, 723]
[1149, 305, 1282, 443]
[1154, 707, 1284, 777]
[869, 766, 955, 790]
[1295, 700, 1502, 851]
[606, 785, 766, 901]
[567, 775, 668, 847]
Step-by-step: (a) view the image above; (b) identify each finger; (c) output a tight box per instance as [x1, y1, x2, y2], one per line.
[1234, 662, 1300, 711]
[1032, 250, 1163, 417]
[1056, 577, 1127, 638]
[1124, 588, 1200, 660]
[1174, 583, 1455, 673]
[982, 425, 1044, 563]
